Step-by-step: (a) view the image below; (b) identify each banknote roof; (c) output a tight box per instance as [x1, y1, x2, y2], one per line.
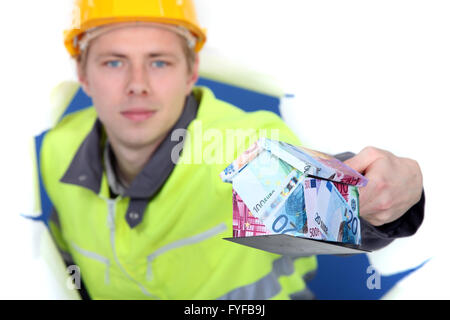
[221, 138, 368, 187]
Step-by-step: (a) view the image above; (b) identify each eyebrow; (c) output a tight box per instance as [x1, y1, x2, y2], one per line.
[95, 52, 178, 60]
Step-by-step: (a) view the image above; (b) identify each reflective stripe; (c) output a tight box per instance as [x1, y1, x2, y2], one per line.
[147, 223, 227, 281]
[71, 241, 111, 285]
[217, 256, 295, 300]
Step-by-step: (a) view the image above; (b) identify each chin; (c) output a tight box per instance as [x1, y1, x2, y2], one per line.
[120, 134, 162, 149]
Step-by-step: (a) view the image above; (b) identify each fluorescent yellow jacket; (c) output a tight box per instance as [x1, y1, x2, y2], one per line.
[41, 86, 317, 299]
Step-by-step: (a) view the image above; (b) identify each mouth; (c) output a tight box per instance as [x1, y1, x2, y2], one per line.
[121, 109, 156, 122]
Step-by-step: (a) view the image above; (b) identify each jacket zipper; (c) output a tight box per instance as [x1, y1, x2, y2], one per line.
[104, 197, 157, 299]
[146, 223, 227, 281]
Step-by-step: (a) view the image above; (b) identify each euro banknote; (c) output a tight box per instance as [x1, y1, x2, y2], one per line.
[232, 178, 360, 243]
[232, 190, 270, 237]
[304, 178, 360, 244]
[262, 139, 368, 187]
[224, 138, 364, 245]
[220, 140, 264, 183]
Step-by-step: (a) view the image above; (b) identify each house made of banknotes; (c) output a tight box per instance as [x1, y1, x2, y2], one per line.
[220, 138, 368, 249]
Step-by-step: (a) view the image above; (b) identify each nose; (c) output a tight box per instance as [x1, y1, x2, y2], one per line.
[126, 64, 150, 97]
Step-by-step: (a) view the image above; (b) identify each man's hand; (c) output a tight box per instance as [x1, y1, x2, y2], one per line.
[344, 147, 423, 227]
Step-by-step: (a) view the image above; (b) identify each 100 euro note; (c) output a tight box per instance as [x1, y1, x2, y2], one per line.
[231, 149, 308, 236]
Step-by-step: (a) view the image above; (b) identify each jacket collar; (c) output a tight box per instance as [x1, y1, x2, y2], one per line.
[60, 93, 199, 228]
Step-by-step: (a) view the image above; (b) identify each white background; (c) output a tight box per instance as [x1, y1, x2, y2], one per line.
[0, 0, 449, 298]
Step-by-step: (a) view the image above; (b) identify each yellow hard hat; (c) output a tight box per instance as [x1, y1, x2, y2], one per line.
[64, 0, 207, 57]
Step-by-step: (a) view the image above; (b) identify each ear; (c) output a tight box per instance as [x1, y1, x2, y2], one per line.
[185, 54, 200, 95]
[76, 60, 92, 97]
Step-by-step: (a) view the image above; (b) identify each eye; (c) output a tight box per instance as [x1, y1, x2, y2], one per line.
[151, 60, 168, 68]
[105, 60, 123, 68]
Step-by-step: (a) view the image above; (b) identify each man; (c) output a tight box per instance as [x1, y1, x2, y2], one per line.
[41, 0, 424, 299]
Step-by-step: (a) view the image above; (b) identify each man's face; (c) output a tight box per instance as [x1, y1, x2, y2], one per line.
[78, 26, 198, 149]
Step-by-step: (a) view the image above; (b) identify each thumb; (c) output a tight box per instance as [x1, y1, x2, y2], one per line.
[344, 147, 383, 174]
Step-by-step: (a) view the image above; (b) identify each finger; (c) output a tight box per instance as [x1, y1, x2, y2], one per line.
[358, 157, 397, 221]
[344, 146, 385, 174]
[358, 180, 375, 217]
[357, 159, 387, 217]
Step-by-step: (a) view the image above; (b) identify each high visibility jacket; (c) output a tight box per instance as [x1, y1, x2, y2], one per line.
[41, 86, 317, 299]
